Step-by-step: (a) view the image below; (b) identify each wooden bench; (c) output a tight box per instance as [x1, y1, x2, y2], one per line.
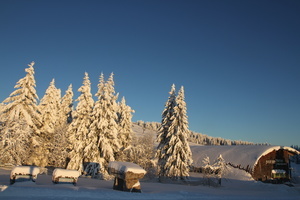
[52, 168, 81, 186]
[108, 161, 146, 192]
[10, 166, 40, 184]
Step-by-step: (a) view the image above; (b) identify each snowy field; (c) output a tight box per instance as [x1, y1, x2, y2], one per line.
[0, 164, 300, 200]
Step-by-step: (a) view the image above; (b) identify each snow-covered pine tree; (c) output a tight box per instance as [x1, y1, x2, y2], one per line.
[86, 73, 121, 177]
[67, 72, 94, 172]
[0, 62, 42, 165]
[100, 73, 121, 159]
[60, 84, 74, 125]
[156, 85, 193, 180]
[202, 155, 214, 175]
[202, 156, 210, 169]
[83, 73, 105, 175]
[0, 103, 4, 115]
[156, 84, 176, 178]
[203, 154, 227, 185]
[117, 96, 134, 150]
[39, 79, 61, 135]
[38, 79, 61, 166]
[50, 84, 74, 168]
[212, 154, 227, 180]
[0, 103, 4, 131]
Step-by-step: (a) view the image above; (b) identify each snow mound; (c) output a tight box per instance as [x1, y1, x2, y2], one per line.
[0, 185, 8, 192]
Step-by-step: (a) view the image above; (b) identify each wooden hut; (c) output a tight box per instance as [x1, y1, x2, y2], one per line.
[190, 145, 299, 183]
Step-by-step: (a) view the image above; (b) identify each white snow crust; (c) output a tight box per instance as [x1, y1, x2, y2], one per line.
[10, 166, 40, 178]
[108, 161, 146, 174]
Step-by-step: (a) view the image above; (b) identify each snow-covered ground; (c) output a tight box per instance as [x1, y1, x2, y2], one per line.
[1, 164, 299, 200]
[1, 124, 299, 199]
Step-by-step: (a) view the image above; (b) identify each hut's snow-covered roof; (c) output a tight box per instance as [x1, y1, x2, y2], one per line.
[191, 145, 299, 170]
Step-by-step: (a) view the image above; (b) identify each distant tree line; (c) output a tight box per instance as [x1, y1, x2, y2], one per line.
[135, 121, 268, 146]
[136, 121, 160, 131]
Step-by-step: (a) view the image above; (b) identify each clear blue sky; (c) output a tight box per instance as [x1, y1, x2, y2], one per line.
[1, 0, 299, 146]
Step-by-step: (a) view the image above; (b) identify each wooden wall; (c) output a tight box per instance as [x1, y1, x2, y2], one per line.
[252, 149, 294, 181]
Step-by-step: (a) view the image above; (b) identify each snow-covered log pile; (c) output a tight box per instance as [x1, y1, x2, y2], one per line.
[108, 161, 147, 192]
[52, 168, 81, 185]
[10, 166, 40, 184]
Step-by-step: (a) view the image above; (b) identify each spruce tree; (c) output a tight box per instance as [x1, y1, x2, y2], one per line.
[51, 84, 74, 167]
[0, 103, 4, 115]
[101, 73, 121, 158]
[0, 62, 41, 165]
[212, 154, 227, 181]
[117, 96, 134, 150]
[67, 72, 94, 172]
[156, 84, 176, 178]
[60, 84, 74, 125]
[39, 79, 61, 164]
[83, 73, 105, 171]
[87, 73, 121, 177]
[156, 85, 193, 180]
[39, 79, 61, 134]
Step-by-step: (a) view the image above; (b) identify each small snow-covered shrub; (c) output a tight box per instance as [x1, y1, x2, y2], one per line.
[201, 155, 228, 186]
[52, 168, 81, 185]
[10, 166, 40, 184]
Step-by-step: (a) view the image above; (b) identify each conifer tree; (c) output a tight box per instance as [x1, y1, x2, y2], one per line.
[39, 79, 61, 166]
[156, 85, 193, 180]
[202, 155, 213, 177]
[83, 73, 105, 170]
[0, 62, 41, 165]
[100, 73, 121, 158]
[86, 73, 121, 176]
[0, 103, 4, 115]
[60, 84, 74, 125]
[156, 84, 176, 178]
[117, 96, 134, 150]
[203, 156, 211, 168]
[212, 154, 227, 181]
[67, 72, 94, 172]
[39, 79, 61, 134]
[51, 84, 74, 167]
